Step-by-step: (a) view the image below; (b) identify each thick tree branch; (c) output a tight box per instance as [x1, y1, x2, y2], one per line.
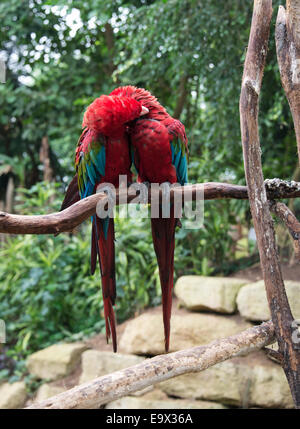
[276, 3, 300, 161]
[287, 0, 300, 46]
[1, 180, 300, 235]
[240, 0, 300, 408]
[27, 321, 275, 409]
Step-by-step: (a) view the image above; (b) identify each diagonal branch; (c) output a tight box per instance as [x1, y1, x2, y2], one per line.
[269, 200, 300, 262]
[26, 321, 275, 409]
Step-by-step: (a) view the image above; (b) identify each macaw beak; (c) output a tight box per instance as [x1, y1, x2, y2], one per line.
[140, 106, 149, 116]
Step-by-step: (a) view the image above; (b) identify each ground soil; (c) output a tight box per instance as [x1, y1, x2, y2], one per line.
[230, 261, 300, 282]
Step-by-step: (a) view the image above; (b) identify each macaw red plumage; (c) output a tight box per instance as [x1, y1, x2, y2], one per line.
[61, 93, 148, 352]
[110, 86, 189, 352]
[61, 86, 188, 353]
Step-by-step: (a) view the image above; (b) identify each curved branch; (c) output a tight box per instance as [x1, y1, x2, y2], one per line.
[27, 321, 275, 409]
[1, 181, 300, 234]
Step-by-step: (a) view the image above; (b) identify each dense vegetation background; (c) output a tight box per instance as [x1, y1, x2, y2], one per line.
[0, 0, 298, 382]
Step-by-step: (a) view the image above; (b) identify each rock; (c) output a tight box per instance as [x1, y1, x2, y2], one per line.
[160, 360, 248, 406]
[159, 352, 294, 408]
[105, 396, 227, 409]
[27, 342, 88, 380]
[79, 350, 145, 384]
[119, 313, 251, 355]
[175, 276, 248, 313]
[34, 383, 65, 402]
[237, 280, 300, 321]
[0, 381, 27, 409]
[138, 388, 169, 401]
[251, 364, 293, 408]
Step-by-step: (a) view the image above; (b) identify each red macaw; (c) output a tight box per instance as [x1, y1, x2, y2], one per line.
[61, 94, 148, 352]
[110, 86, 189, 352]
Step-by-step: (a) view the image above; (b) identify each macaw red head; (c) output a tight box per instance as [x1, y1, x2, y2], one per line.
[109, 86, 168, 119]
[82, 93, 149, 135]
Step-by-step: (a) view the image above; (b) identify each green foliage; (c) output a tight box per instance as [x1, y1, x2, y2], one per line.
[0, 180, 240, 370]
[177, 199, 237, 276]
[0, 0, 296, 381]
[0, 183, 160, 363]
[0, 0, 296, 188]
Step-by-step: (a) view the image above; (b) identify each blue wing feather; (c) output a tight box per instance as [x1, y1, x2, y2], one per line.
[78, 145, 106, 198]
[95, 147, 106, 177]
[76, 133, 109, 238]
[170, 140, 188, 185]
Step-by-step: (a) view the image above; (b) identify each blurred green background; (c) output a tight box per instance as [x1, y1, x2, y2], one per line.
[0, 0, 299, 382]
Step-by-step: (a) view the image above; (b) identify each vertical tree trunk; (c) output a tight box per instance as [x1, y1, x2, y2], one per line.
[39, 136, 53, 182]
[173, 75, 188, 119]
[104, 23, 115, 76]
[5, 175, 14, 213]
[276, 1, 300, 161]
[240, 0, 300, 408]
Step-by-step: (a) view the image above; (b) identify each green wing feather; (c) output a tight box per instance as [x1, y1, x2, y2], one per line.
[76, 131, 106, 198]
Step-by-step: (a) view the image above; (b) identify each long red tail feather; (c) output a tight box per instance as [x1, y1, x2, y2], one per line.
[90, 220, 97, 275]
[151, 210, 176, 352]
[94, 216, 117, 352]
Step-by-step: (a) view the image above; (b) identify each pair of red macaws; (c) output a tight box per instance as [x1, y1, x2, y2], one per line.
[61, 86, 188, 353]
